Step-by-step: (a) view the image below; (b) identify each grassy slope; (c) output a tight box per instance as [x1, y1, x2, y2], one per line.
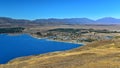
[0, 40, 120, 68]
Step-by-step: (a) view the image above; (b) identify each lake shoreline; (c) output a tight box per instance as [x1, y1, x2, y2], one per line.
[32, 36, 84, 45]
[4, 33, 85, 45]
[30, 34, 87, 45]
[1, 32, 100, 45]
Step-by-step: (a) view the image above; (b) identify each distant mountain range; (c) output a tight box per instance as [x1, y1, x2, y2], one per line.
[96, 17, 120, 24]
[0, 17, 120, 25]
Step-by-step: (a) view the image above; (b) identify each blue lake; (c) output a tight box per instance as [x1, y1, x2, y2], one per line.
[0, 34, 82, 64]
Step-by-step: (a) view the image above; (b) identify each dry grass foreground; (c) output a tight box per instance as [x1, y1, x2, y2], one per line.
[0, 40, 120, 68]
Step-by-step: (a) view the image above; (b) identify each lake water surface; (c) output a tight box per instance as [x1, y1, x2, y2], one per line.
[0, 34, 82, 64]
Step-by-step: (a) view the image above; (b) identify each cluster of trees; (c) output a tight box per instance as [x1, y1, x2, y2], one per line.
[36, 32, 42, 36]
[0, 27, 25, 33]
[48, 28, 119, 33]
[48, 28, 87, 33]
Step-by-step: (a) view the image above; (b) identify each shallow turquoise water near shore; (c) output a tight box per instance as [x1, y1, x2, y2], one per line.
[0, 34, 82, 64]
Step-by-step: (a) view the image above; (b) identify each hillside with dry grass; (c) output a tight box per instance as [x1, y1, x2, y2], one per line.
[0, 40, 120, 68]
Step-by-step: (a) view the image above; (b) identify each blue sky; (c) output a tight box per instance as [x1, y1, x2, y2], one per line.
[0, 0, 120, 20]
